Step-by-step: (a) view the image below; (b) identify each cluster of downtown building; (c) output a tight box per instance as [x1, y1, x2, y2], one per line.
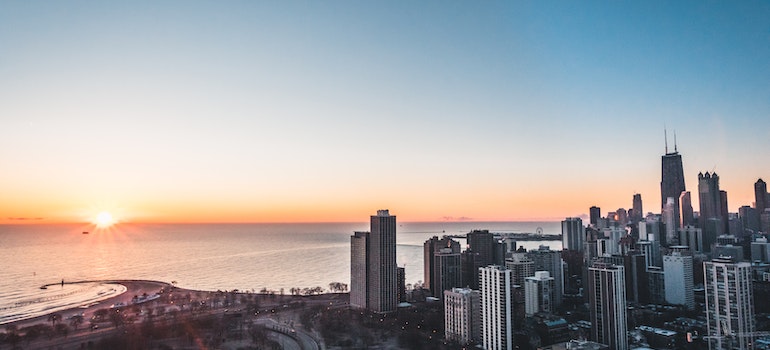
[349, 144, 770, 350]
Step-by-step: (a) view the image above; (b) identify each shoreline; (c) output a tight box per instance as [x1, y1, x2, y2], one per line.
[2, 280, 173, 329]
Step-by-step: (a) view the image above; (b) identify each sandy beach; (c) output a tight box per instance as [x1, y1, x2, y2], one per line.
[4, 280, 173, 329]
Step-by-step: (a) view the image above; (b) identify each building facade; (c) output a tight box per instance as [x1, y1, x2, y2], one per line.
[663, 247, 694, 310]
[480, 265, 513, 350]
[562, 217, 585, 251]
[704, 257, 755, 350]
[530, 245, 564, 308]
[588, 262, 628, 350]
[424, 236, 461, 297]
[661, 148, 686, 229]
[444, 287, 480, 345]
[525, 271, 554, 316]
[368, 210, 398, 313]
[350, 231, 369, 309]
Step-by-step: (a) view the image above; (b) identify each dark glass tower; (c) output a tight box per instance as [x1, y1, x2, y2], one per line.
[368, 209, 397, 313]
[756, 178, 767, 215]
[661, 141, 686, 229]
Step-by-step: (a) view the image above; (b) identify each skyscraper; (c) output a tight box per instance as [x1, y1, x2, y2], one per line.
[350, 231, 369, 309]
[588, 262, 628, 350]
[704, 257, 755, 350]
[505, 252, 535, 288]
[445, 287, 481, 346]
[480, 265, 514, 350]
[662, 197, 678, 246]
[433, 247, 463, 298]
[365, 210, 398, 313]
[424, 236, 461, 297]
[529, 245, 564, 308]
[590, 206, 601, 227]
[467, 230, 495, 269]
[661, 139, 686, 229]
[663, 246, 694, 310]
[525, 271, 554, 316]
[756, 178, 768, 215]
[632, 194, 643, 224]
[699, 172, 724, 231]
[562, 217, 585, 251]
[680, 191, 694, 227]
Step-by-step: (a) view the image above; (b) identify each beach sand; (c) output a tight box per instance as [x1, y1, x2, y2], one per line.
[4, 280, 173, 329]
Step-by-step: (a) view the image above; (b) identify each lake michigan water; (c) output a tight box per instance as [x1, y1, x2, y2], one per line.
[0, 221, 560, 323]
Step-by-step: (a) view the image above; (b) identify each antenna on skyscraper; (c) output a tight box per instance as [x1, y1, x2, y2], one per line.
[674, 130, 678, 153]
[664, 126, 669, 154]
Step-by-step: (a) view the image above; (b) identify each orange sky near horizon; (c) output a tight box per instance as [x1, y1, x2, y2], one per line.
[1, 176, 762, 225]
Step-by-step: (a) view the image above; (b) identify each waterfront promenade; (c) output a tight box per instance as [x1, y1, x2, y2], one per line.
[2, 279, 340, 350]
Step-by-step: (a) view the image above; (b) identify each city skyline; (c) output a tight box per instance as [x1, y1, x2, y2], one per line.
[2, 2, 769, 224]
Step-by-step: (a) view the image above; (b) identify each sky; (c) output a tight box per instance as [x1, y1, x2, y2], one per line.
[1, 1, 769, 224]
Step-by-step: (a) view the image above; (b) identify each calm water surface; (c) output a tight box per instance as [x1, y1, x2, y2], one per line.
[0, 221, 559, 322]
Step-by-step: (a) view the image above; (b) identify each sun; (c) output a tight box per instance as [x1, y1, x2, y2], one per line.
[95, 211, 115, 228]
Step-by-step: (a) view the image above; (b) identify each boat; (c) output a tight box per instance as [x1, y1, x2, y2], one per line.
[82, 231, 89, 234]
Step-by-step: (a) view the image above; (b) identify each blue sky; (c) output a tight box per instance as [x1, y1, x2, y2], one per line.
[1, 1, 768, 222]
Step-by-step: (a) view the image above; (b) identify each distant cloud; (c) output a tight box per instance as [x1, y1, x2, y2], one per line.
[441, 216, 474, 221]
[7, 217, 44, 221]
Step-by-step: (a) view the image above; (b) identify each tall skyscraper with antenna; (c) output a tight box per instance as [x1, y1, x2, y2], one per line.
[661, 129, 686, 230]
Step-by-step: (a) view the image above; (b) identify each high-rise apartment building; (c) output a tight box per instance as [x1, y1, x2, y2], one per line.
[704, 257, 755, 350]
[632, 194, 643, 224]
[444, 287, 480, 346]
[588, 262, 628, 350]
[739, 206, 759, 234]
[480, 265, 514, 350]
[505, 252, 535, 287]
[424, 236, 461, 297]
[433, 247, 463, 298]
[661, 143, 686, 230]
[699, 172, 724, 231]
[529, 245, 564, 308]
[681, 191, 695, 227]
[525, 271, 554, 316]
[468, 229, 495, 268]
[562, 217, 585, 251]
[679, 225, 704, 253]
[756, 178, 768, 216]
[350, 210, 398, 313]
[663, 197, 678, 246]
[663, 246, 694, 310]
[350, 231, 369, 309]
[589, 206, 601, 227]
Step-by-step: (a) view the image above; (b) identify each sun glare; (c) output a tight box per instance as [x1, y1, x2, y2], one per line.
[95, 211, 115, 228]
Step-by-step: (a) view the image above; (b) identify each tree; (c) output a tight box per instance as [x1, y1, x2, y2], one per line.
[55, 323, 69, 338]
[70, 315, 84, 330]
[47, 313, 62, 327]
[93, 308, 110, 322]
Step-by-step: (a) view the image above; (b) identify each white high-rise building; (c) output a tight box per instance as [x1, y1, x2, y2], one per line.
[480, 265, 513, 350]
[588, 262, 628, 350]
[704, 257, 755, 350]
[525, 271, 554, 316]
[444, 287, 480, 346]
[663, 246, 694, 310]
